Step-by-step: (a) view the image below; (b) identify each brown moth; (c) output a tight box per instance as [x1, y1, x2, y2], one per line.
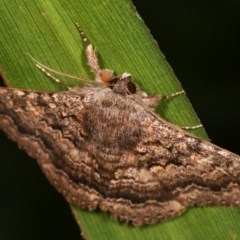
[0, 23, 240, 226]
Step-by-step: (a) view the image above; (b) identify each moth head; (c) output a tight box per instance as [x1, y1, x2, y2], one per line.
[109, 72, 136, 95]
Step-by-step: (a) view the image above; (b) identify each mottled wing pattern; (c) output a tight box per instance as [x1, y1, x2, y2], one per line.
[0, 87, 240, 226]
[0, 87, 102, 206]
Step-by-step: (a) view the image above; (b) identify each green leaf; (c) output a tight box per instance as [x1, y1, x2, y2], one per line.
[0, 0, 239, 239]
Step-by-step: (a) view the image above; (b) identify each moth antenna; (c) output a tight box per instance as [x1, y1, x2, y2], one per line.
[26, 52, 93, 84]
[35, 63, 72, 90]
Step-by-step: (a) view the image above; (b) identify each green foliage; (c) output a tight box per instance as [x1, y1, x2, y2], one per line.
[0, 1, 239, 239]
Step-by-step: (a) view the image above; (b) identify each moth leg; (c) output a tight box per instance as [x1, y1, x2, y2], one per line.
[141, 90, 185, 108]
[162, 90, 185, 100]
[181, 124, 203, 130]
[162, 90, 203, 130]
[141, 89, 203, 130]
[141, 95, 162, 109]
[75, 22, 114, 84]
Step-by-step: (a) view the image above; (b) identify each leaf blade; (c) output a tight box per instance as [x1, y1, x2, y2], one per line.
[1, 0, 239, 239]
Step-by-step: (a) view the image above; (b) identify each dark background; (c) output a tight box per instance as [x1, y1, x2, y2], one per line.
[137, 0, 240, 153]
[0, 1, 239, 239]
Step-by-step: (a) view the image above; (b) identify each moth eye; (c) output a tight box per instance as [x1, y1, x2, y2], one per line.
[127, 81, 136, 94]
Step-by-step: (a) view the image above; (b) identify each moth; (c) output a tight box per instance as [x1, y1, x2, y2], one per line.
[0, 23, 240, 226]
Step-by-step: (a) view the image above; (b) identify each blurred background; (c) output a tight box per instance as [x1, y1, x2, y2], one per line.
[0, 0, 239, 239]
[136, 0, 240, 153]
